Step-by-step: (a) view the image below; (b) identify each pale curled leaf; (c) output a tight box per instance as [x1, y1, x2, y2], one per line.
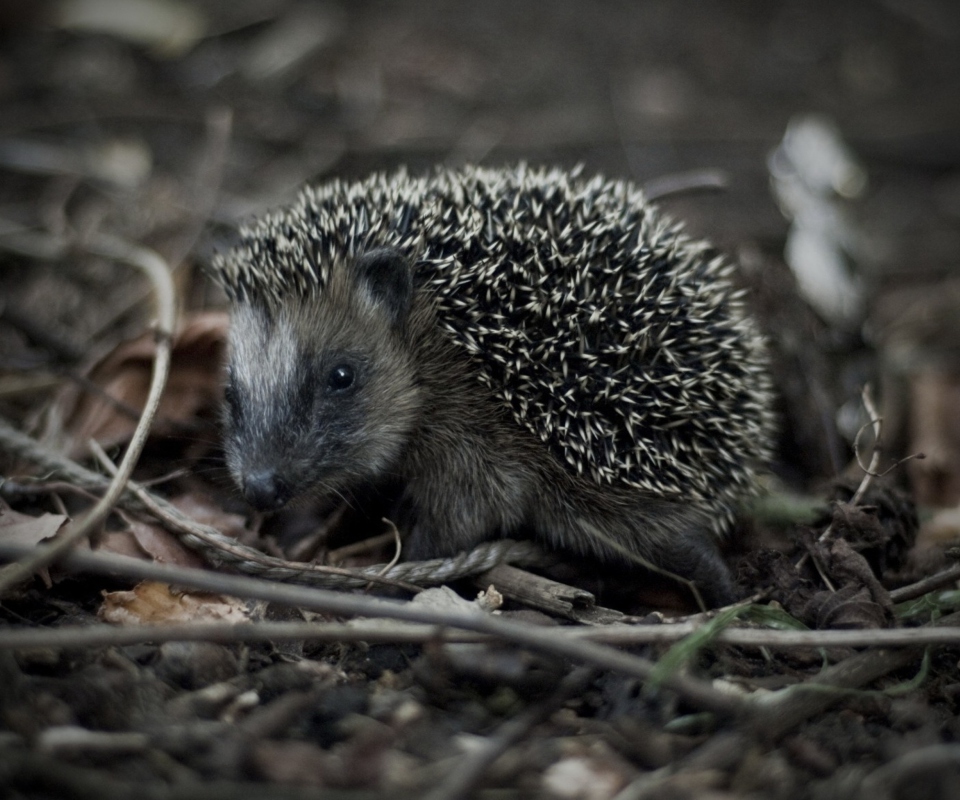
[98, 580, 250, 625]
[0, 508, 70, 546]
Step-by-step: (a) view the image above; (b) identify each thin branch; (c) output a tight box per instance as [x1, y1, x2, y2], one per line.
[890, 563, 960, 604]
[376, 517, 402, 575]
[6, 615, 960, 652]
[848, 384, 883, 509]
[0, 235, 177, 596]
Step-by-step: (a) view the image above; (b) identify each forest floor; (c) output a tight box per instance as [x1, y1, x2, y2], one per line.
[2, 2, 960, 798]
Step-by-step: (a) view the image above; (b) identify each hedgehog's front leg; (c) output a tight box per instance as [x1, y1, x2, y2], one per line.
[397, 438, 538, 561]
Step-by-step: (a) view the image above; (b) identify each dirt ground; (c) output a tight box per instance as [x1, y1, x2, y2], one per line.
[2, 1, 960, 798]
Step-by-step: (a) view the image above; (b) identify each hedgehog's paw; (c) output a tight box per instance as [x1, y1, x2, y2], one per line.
[657, 534, 737, 609]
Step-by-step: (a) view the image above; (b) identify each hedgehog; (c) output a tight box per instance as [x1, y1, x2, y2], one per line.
[212, 164, 775, 606]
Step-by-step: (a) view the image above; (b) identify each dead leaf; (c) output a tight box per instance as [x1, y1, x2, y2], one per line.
[96, 510, 207, 569]
[825, 537, 894, 615]
[169, 492, 248, 540]
[0, 508, 70, 546]
[821, 479, 918, 576]
[804, 584, 888, 631]
[98, 581, 250, 625]
[93, 529, 150, 561]
[49, 311, 229, 458]
[736, 549, 816, 620]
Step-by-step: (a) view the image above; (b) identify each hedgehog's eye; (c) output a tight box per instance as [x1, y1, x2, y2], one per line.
[327, 364, 355, 392]
[223, 382, 238, 408]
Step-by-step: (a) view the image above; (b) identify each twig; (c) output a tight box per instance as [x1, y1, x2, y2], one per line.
[423, 667, 597, 800]
[817, 384, 881, 545]
[0, 478, 102, 503]
[0, 235, 177, 597]
[38, 726, 150, 757]
[890, 563, 960, 604]
[846, 385, 884, 510]
[656, 592, 767, 625]
[475, 563, 611, 621]
[7, 615, 960, 652]
[809, 551, 838, 592]
[376, 517, 402, 575]
[0, 542, 745, 720]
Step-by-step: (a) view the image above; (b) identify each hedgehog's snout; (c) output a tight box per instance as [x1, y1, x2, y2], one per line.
[242, 469, 292, 512]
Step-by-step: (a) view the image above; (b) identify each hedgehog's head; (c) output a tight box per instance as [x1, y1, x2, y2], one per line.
[221, 247, 423, 511]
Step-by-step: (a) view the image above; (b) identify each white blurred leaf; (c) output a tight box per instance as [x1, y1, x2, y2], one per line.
[769, 114, 868, 328]
[56, 0, 207, 58]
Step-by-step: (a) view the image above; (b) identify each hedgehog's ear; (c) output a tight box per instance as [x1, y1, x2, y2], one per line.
[353, 247, 413, 328]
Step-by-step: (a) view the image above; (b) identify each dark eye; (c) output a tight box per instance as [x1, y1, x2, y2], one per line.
[223, 381, 238, 408]
[327, 364, 355, 392]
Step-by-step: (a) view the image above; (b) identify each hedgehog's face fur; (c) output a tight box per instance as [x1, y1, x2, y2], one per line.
[222, 248, 422, 511]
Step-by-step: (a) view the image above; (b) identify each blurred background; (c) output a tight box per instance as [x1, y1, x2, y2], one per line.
[1, 0, 959, 514]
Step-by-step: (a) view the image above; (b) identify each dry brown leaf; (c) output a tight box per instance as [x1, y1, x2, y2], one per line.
[49, 311, 229, 458]
[0, 507, 70, 546]
[169, 492, 248, 540]
[804, 584, 888, 631]
[799, 536, 893, 629]
[0, 507, 76, 587]
[70, 507, 208, 568]
[123, 517, 207, 568]
[98, 580, 250, 625]
[736, 549, 816, 620]
[93, 529, 150, 561]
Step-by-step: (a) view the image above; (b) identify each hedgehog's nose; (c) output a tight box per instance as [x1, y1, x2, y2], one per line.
[242, 471, 291, 511]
